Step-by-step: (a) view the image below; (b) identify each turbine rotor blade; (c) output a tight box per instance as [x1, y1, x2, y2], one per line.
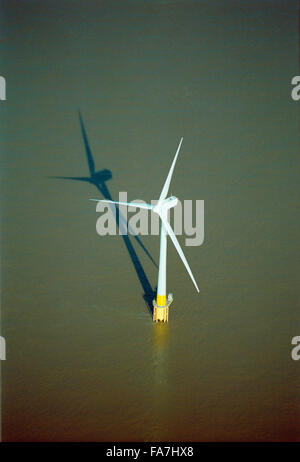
[160, 214, 199, 293]
[89, 199, 153, 211]
[158, 137, 183, 203]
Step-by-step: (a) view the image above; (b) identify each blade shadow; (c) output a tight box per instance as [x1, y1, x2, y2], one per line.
[48, 110, 156, 316]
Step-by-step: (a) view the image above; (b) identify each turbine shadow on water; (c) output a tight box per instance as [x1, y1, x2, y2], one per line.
[48, 110, 156, 316]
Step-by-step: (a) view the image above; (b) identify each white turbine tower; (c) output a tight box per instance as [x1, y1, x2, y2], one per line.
[90, 138, 199, 322]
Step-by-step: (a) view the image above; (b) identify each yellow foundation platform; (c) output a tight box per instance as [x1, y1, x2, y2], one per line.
[153, 293, 173, 323]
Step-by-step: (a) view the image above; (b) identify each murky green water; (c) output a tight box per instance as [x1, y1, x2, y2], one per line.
[1, 0, 299, 441]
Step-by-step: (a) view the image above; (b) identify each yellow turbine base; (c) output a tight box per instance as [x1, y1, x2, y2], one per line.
[153, 305, 169, 323]
[152, 293, 173, 323]
[156, 294, 166, 306]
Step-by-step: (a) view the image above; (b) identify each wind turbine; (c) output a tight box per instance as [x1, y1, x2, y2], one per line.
[90, 138, 199, 322]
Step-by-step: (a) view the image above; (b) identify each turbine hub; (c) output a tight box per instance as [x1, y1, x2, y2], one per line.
[165, 196, 178, 209]
[153, 196, 178, 214]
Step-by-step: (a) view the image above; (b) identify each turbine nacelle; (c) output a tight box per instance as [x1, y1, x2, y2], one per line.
[153, 196, 178, 215]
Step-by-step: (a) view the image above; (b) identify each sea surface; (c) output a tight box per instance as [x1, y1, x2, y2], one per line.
[0, 0, 299, 441]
